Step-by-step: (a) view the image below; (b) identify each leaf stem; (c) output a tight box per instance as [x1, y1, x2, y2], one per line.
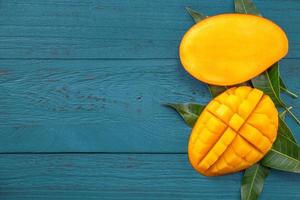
[280, 86, 298, 98]
[285, 106, 300, 125]
[279, 106, 292, 119]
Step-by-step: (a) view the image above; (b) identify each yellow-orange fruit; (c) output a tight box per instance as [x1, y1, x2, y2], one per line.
[188, 86, 278, 176]
[179, 14, 288, 86]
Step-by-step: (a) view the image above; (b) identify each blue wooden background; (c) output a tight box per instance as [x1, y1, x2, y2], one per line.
[0, 0, 299, 199]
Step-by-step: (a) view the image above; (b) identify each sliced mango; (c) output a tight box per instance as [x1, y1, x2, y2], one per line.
[188, 86, 278, 176]
[179, 14, 288, 86]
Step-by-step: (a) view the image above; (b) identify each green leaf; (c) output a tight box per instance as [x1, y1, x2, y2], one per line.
[186, 7, 207, 23]
[234, 0, 262, 16]
[278, 116, 297, 143]
[166, 103, 205, 127]
[208, 85, 227, 97]
[279, 108, 288, 120]
[241, 164, 269, 200]
[280, 78, 298, 98]
[252, 63, 283, 107]
[261, 134, 300, 173]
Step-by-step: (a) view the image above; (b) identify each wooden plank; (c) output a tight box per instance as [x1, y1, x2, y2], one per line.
[0, 0, 299, 59]
[0, 153, 299, 200]
[0, 59, 209, 152]
[0, 58, 299, 152]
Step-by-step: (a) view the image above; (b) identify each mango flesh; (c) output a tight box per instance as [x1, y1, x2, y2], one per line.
[179, 14, 288, 86]
[188, 86, 278, 176]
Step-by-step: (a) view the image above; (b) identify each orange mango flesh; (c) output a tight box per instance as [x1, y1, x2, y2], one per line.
[179, 14, 288, 86]
[188, 86, 278, 176]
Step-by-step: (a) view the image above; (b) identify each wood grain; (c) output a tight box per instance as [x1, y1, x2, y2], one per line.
[0, 58, 299, 152]
[0, 58, 209, 152]
[0, 0, 299, 199]
[0, 154, 298, 200]
[0, 0, 299, 59]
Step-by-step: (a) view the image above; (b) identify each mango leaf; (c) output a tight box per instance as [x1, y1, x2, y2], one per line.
[279, 108, 288, 120]
[261, 134, 300, 173]
[251, 64, 300, 123]
[279, 107, 297, 143]
[208, 85, 227, 97]
[280, 77, 298, 98]
[234, 0, 261, 16]
[279, 116, 297, 143]
[252, 63, 283, 107]
[166, 103, 205, 127]
[251, 64, 300, 124]
[241, 164, 269, 200]
[186, 7, 207, 23]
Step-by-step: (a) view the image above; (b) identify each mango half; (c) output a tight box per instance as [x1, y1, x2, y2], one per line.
[188, 86, 278, 176]
[180, 14, 288, 86]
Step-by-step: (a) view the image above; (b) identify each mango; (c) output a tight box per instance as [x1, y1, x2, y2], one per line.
[188, 86, 278, 176]
[180, 14, 288, 86]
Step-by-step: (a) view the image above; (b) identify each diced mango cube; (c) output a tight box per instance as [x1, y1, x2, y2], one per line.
[206, 116, 227, 134]
[231, 135, 252, 157]
[246, 88, 263, 104]
[234, 86, 252, 99]
[215, 104, 234, 123]
[229, 113, 245, 131]
[206, 101, 221, 114]
[239, 124, 272, 152]
[238, 100, 255, 119]
[225, 94, 240, 112]
[244, 148, 263, 163]
[216, 92, 229, 103]
[198, 128, 221, 144]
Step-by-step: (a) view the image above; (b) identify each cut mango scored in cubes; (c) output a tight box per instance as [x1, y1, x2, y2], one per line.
[188, 86, 278, 176]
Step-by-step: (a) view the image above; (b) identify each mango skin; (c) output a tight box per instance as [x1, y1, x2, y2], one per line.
[180, 14, 288, 86]
[188, 86, 278, 176]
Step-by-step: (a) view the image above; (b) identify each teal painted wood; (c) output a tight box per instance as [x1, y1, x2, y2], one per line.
[0, 0, 300, 199]
[0, 154, 298, 200]
[0, 58, 299, 152]
[0, 0, 299, 59]
[0, 59, 209, 152]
